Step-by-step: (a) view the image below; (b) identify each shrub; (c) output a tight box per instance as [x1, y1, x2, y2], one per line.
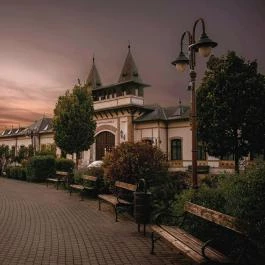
[74, 166, 106, 193]
[171, 163, 265, 263]
[151, 171, 190, 217]
[35, 150, 56, 157]
[26, 155, 56, 182]
[55, 158, 75, 173]
[220, 163, 265, 251]
[103, 142, 168, 185]
[6, 166, 26, 180]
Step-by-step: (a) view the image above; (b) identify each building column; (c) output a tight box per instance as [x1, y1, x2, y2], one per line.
[127, 115, 134, 143]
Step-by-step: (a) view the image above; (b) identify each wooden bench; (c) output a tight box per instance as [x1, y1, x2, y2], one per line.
[98, 181, 137, 222]
[69, 175, 97, 200]
[151, 202, 247, 264]
[46, 171, 69, 190]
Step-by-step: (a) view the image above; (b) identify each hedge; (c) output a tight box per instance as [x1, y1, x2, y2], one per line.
[55, 158, 74, 173]
[26, 155, 56, 182]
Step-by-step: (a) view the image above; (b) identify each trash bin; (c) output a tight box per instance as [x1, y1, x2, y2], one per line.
[134, 179, 151, 235]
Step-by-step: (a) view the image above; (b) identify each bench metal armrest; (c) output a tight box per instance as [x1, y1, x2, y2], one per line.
[201, 239, 214, 260]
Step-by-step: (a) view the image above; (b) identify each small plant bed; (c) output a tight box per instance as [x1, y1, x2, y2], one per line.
[69, 175, 98, 200]
[151, 202, 248, 264]
[46, 171, 69, 190]
[98, 181, 137, 222]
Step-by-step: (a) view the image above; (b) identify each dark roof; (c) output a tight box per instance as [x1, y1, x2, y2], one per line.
[0, 128, 25, 137]
[134, 104, 190, 122]
[86, 57, 102, 90]
[118, 45, 142, 83]
[0, 117, 53, 138]
[92, 80, 150, 92]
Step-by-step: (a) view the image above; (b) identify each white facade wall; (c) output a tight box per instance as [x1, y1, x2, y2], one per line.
[168, 121, 191, 163]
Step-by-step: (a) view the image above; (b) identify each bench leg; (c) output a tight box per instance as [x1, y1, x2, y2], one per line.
[56, 181, 59, 190]
[46, 180, 48, 187]
[151, 232, 161, 254]
[98, 199, 101, 210]
[151, 232, 155, 254]
[69, 187, 72, 196]
[80, 190, 84, 201]
[115, 206, 118, 222]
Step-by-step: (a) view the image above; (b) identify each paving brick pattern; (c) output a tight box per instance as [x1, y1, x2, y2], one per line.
[0, 178, 189, 265]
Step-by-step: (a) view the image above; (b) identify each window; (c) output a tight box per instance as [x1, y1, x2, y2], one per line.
[197, 143, 206, 160]
[171, 139, 182, 160]
[222, 153, 235, 161]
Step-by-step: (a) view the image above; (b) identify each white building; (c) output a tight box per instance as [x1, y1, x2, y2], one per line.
[0, 45, 240, 172]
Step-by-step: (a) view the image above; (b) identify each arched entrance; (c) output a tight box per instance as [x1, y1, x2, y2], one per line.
[95, 131, 115, 160]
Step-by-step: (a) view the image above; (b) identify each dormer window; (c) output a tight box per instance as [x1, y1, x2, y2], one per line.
[15, 129, 19, 134]
[8, 130, 12, 135]
[43, 124, 49, 131]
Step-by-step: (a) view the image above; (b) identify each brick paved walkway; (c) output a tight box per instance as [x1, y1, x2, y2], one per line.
[0, 177, 189, 265]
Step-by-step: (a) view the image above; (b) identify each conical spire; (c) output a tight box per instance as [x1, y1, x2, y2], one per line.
[118, 44, 142, 83]
[86, 56, 102, 89]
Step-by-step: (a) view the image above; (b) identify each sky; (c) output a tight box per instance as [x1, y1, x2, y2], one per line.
[0, 0, 264, 130]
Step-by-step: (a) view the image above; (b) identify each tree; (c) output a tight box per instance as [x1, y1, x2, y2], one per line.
[103, 142, 168, 185]
[197, 51, 265, 173]
[53, 83, 96, 167]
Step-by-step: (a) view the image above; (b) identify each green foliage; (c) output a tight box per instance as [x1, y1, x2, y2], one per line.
[26, 155, 56, 182]
[171, 164, 265, 262]
[220, 163, 265, 250]
[0, 144, 10, 158]
[103, 142, 168, 185]
[73, 166, 105, 193]
[6, 166, 26, 180]
[55, 158, 74, 173]
[197, 51, 265, 172]
[151, 171, 190, 217]
[53, 83, 96, 166]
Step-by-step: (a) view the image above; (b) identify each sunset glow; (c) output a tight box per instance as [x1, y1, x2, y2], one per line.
[0, 0, 264, 130]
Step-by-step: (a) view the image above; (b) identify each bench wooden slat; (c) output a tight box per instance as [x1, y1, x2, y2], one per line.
[161, 225, 231, 263]
[70, 184, 85, 190]
[184, 202, 245, 234]
[83, 175, 97, 182]
[151, 225, 206, 264]
[56, 171, 69, 176]
[47, 178, 63, 182]
[115, 181, 137, 192]
[98, 194, 132, 206]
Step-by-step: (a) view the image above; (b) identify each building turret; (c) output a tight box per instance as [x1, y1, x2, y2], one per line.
[118, 45, 142, 83]
[85, 56, 102, 90]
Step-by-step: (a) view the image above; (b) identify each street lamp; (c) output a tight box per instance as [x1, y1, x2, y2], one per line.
[171, 18, 217, 189]
[26, 128, 37, 155]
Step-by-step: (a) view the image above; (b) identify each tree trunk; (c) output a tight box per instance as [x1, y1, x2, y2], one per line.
[234, 132, 239, 174]
[75, 152, 79, 169]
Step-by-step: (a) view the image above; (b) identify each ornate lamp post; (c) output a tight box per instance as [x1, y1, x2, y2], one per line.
[171, 18, 217, 189]
[26, 128, 37, 155]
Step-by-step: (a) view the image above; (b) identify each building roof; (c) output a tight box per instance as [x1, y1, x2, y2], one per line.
[134, 104, 190, 122]
[92, 80, 150, 92]
[118, 45, 142, 83]
[0, 117, 53, 138]
[85, 57, 102, 90]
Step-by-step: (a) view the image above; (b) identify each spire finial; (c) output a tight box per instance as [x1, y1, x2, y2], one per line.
[93, 53, 95, 63]
[128, 40, 131, 51]
[77, 78, 81, 86]
[178, 98, 182, 106]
